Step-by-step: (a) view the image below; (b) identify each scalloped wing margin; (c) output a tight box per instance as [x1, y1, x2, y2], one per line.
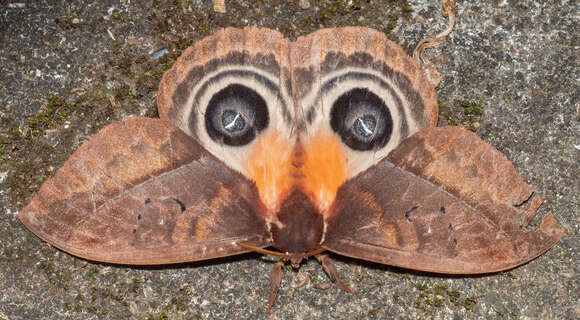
[18, 118, 271, 265]
[323, 126, 562, 274]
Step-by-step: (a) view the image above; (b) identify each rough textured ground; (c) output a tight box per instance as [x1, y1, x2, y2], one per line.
[0, 1, 577, 319]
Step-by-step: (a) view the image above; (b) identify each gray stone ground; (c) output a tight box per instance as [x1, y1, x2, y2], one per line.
[0, 1, 577, 319]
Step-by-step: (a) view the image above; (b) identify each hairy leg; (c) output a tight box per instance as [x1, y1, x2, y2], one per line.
[315, 254, 354, 293]
[267, 261, 284, 312]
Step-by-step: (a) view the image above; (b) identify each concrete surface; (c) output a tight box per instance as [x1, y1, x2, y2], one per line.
[0, 1, 577, 319]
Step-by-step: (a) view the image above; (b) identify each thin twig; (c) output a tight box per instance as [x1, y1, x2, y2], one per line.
[413, 0, 457, 87]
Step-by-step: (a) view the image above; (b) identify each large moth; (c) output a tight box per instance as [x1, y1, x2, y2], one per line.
[19, 27, 563, 311]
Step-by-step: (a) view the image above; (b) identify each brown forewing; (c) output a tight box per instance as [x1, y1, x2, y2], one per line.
[18, 118, 271, 264]
[323, 126, 562, 274]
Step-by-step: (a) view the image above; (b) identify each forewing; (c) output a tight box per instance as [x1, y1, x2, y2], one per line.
[19, 118, 271, 265]
[323, 126, 562, 274]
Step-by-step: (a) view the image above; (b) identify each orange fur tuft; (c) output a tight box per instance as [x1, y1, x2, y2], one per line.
[245, 130, 294, 213]
[301, 131, 349, 212]
[246, 130, 348, 215]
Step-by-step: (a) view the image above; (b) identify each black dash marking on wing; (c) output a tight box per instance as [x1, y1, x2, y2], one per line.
[405, 205, 419, 222]
[172, 198, 186, 213]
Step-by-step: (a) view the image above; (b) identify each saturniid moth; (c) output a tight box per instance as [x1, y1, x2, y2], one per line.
[19, 27, 563, 311]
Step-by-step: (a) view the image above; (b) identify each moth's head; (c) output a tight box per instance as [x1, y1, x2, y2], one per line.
[288, 252, 307, 269]
[156, 27, 438, 216]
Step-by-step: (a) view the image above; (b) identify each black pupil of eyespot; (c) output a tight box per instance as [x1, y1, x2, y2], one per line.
[330, 88, 392, 151]
[205, 84, 269, 146]
[353, 114, 376, 137]
[222, 110, 246, 133]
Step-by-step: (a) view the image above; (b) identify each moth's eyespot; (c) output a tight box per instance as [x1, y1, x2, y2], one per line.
[205, 84, 269, 146]
[330, 88, 393, 151]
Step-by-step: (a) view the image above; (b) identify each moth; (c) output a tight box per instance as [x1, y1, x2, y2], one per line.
[19, 27, 563, 311]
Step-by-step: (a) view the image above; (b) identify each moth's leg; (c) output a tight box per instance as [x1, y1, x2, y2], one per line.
[267, 261, 284, 312]
[315, 254, 354, 293]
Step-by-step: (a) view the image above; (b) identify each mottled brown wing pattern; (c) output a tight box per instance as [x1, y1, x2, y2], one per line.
[323, 126, 562, 273]
[387, 126, 548, 231]
[19, 118, 271, 264]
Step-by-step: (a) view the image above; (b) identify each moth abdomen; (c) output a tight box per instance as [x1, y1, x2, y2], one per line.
[271, 188, 324, 254]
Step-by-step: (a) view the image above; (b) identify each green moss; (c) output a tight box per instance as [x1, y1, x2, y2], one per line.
[433, 297, 444, 307]
[417, 280, 429, 291]
[434, 283, 448, 294]
[447, 289, 460, 303]
[151, 67, 165, 79]
[464, 297, 477, 311]
[406, 278, 478, 313]
[146, 286, 199, 320]
[0, 85, 146, 205]
[461, 100, 484, 115]
[438, 100, 484, 132]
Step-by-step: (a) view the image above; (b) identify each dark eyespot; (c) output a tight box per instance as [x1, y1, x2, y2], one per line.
[330, 88, 393, 151]
[205, 84, 269, 146]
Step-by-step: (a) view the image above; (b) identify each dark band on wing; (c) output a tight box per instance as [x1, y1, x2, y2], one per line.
[182, 69, 291, 139]
[171, 51, 292, 128]
[299, 52, 426, 134]
[321, 52, 426, 122]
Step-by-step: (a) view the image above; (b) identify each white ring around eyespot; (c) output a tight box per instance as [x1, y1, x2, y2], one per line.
[177, 65, 295, 174]
[300, 67, 421, 177]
